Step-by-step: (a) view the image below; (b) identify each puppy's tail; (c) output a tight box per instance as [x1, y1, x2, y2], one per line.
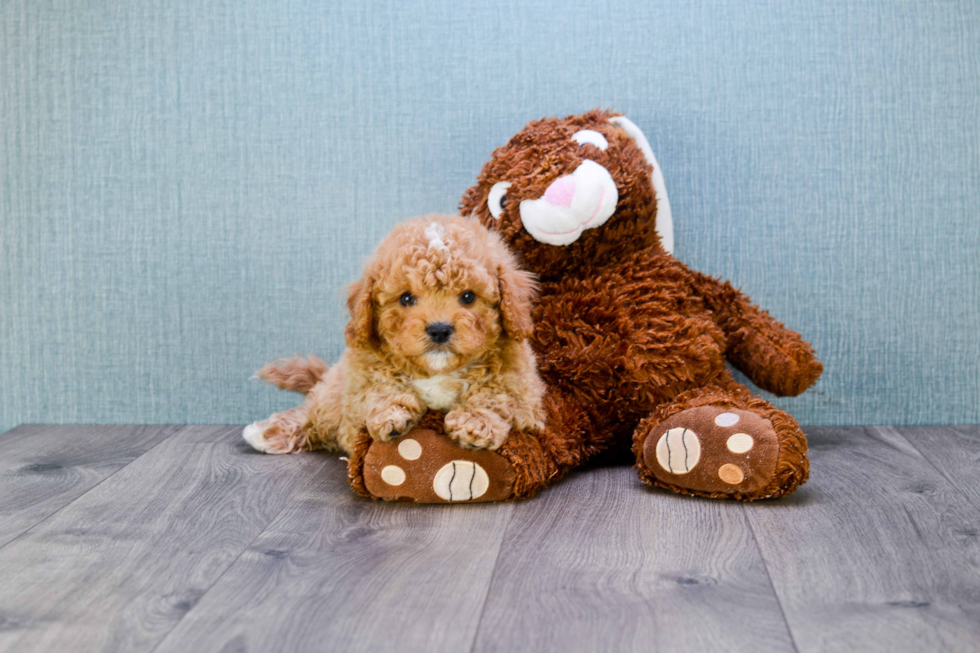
[255, 355, 328, 394]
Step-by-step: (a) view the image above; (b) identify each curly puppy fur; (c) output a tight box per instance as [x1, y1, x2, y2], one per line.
[243, 214, 546, 456]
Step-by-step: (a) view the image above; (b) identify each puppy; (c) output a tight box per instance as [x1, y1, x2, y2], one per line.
[243, 214, 546, 456]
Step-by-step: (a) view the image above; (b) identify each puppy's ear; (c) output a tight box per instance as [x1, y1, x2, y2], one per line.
[497, 262, 537, 341]
[344, 274, 376, 348]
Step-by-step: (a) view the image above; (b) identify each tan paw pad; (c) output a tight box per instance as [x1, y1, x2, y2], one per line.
[726, 433, 754, 453]
[655, 428, 701, 474]
[380, 465, 406, 486]
[397, 438, 422, 460]
[433, 461, 490, 501]
[718, 463, 744, 485]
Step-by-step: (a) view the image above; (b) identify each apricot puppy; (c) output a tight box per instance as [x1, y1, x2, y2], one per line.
[243, 214, 546, 455]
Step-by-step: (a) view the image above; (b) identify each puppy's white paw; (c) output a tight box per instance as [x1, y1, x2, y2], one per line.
[243, 420, 289, 454]
[445, 409, 510, 450]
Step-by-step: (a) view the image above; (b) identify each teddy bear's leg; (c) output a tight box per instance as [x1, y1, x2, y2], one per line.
[632, 380, 809, 500]
[347, 387, 592, 503]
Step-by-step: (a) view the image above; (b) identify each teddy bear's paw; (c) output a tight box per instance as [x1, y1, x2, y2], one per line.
[360, 428, 516, 503]
[445, 409, 510, 450]
[639, 406, 781, 498]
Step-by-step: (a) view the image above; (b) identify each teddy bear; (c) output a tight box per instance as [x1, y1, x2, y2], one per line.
[348, 108, 822, 503]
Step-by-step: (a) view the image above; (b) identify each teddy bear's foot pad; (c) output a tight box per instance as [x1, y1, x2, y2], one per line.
[362, 429, 516, 503]
[642, 406, 779, 495]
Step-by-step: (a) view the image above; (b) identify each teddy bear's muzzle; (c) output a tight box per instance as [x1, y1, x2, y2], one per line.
[518, 159, 619, 246]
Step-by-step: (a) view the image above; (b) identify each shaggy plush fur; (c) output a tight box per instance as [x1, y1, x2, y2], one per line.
[450, 108, 823, 500]
[244, 214, 546, 456]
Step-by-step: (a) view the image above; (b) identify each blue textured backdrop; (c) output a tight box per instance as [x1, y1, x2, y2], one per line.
[2, 0, 978, 432]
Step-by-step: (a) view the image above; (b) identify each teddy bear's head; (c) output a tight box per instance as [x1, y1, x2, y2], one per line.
[460, 108, 673, 280]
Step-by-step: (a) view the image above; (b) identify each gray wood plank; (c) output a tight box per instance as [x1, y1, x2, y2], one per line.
[746, 426, 980, 652]
[472, 466, 795, 653]
[0, 424, 180, 548]
[897, 425, 980, 508]
[0, 425, 329, 653]
[153, 458, 515, 653]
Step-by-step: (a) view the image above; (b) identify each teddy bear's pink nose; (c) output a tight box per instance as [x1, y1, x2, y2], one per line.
[543, 176, 576, 208]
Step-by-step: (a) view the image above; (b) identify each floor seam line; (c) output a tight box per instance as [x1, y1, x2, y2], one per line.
[148, 455, 333, 653]
[743, 504, 801, 653]
[466, 503, 518, 653]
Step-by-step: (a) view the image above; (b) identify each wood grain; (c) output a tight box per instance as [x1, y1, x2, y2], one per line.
[746, 426, 980, 651]
[897, 425, 980, 508]
[154, 457, 515, 653]
[0, 426, 329, 653]
[472, 465, 795, 652]
[2, 425, 980, 652]
[0, 424, 179, 548]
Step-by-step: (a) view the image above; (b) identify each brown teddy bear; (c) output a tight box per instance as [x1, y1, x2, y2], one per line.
[348, 108, 822, 502]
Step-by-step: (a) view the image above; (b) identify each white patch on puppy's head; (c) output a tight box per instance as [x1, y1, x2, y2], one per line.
[424, 222, 447, 251]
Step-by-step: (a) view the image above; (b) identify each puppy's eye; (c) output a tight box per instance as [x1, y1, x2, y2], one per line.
[571, 129, 609, 151]
[399, 292, 416, 307]
[459, 290, 476, 305]
[488, 181, 512, 220]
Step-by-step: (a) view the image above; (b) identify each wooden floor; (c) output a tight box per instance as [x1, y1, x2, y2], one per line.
[0, 425, 978, 652]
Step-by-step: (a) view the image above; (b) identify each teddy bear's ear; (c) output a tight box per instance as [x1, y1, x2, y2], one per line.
[497, 262, 536, 341]
[344, 274, 376, 348]
[609, 116, 675, 255]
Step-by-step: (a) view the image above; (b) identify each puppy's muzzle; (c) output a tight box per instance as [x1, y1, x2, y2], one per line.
[426, 322, 454, 344]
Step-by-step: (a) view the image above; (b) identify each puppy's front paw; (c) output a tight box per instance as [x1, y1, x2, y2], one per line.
[445, 408, 510, 450]
[367, 404, 418, 442]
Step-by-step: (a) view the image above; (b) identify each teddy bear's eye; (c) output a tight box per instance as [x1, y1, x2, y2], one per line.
[399, 292, 416, 307]
[487, 181, 512, 219]
[571, 129, 609, 151]
[459, 290, 476, 305]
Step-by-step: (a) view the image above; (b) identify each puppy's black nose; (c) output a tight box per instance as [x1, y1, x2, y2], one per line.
[426, 322, 454, 344]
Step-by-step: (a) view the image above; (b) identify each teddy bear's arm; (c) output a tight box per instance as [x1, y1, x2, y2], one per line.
[688, 269, 823, 397]
[534, 254, 820, 399]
